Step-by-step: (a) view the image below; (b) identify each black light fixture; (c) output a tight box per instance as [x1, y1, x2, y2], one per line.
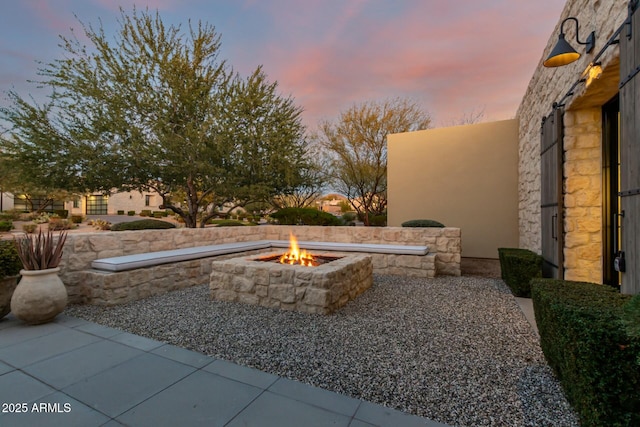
[543, 17, 596, 67]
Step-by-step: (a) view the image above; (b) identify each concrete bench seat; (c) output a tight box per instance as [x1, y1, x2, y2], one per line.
[91, 241, 273, 272]
[268, 240, 429, 255]
[91, 240, 430, 272]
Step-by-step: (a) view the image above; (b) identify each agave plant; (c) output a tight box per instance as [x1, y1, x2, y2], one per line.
[14, 229, 68, 271]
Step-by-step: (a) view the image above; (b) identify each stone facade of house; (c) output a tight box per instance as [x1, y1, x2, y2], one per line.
[517, 0, 628, 283]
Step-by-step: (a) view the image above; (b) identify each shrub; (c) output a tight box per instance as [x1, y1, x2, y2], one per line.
[139, 210, 152, 217]
[0, 209, 23, 221]
[32, 213, 51, 224]
[53, 209, 69, 219]
[207, 219, 251, 227]
[0, 221, 13, 232]
[401, 219, 445, 228]
[48, 219, 76, 231]
[70, 215, 84, 224]
[369, 214, 387, 227]
[22, 223, 38, 233]
[532, 279, 639, 427]
[87, 218, 111, 230]
[127, 210, 136, 216]
[342, 212, 356, 222]
[152, 211, 168, 218]
[0, 240, 22, 278]
[271, 207, 342, 226]
[497, 248, 542, 297]
[110, 219, 176, 231]
[117, 210, 125, 215]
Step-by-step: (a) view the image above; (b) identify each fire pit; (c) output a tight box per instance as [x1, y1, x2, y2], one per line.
[210, 234, 373, 314]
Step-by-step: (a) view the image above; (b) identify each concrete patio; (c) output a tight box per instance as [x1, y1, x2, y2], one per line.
[0, 313, 449, 427]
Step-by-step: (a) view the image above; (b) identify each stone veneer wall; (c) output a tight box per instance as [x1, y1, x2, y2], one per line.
[563, 109, 603, 282]
[59, 225, 460, 304]
[516, 0, 626, 269]
[210, 254, 373, 314]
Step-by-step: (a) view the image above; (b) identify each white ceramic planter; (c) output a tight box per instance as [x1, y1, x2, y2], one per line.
[11, 268, 68, 325]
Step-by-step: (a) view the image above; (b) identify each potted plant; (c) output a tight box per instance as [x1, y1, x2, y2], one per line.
[11, 230, 68, 325]
[0, 240, 22, 319]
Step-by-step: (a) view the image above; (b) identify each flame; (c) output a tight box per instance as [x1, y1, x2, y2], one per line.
[279, 233, 318, 267]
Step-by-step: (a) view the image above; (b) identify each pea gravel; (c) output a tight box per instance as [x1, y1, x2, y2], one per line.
[65, 275, 580, 427]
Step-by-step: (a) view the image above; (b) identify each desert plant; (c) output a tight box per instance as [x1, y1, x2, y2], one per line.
[87, 219, 111, 230]
[401, 219, 445, 228]
[53, 209, 69, 219]
[0, 221, 13, 232]
[70, 215, 84, 224]
[0, 240, 22, 278]
[22, 223, 38, 233]
[48, 219, 76, 231]
[14, 229, 68, 270]
[110, 219, 176, 231]
[32, 213, 51, 224]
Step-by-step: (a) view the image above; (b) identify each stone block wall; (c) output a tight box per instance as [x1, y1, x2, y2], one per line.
[516, 0, 627, 253]
[563, 109, 603, 283]
[59, 225, 460, 304]
[210, 253, 373, 314]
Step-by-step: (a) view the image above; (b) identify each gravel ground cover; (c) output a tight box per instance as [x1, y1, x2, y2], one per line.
[66, 275, 580, 426]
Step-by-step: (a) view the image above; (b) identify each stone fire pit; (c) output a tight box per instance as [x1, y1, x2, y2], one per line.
[209, 252, 373, 314]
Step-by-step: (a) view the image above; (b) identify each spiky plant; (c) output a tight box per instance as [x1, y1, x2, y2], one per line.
[14, 229, 68, 270]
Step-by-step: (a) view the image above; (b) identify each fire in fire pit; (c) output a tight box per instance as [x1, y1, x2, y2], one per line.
[279, 233, 318, 266]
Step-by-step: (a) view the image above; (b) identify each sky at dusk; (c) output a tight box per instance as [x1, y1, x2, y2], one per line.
[0, 0, 567, 130]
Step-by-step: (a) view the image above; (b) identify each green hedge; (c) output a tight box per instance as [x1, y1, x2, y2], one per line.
[271, 207, 342, 226]
[0, 240, 22, 278]
[532, 279, 640, 427]
[0, 221, 13, 232]
[53, 209, 69, 219]
[110, 219, 176, 231]
[208, 219, 251, 227]
[497, 248, 542, 297]
[401, 219, 445, 228]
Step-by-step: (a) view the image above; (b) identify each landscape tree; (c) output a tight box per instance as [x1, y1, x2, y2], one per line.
[316, 97, 432, 225]
[0, 9, 310, 227]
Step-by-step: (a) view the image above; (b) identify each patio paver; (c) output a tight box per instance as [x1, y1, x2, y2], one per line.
[0, 313, 450, 426]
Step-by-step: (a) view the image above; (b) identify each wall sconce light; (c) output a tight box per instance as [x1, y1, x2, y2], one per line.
[543, 17, 596, 67]
[584, 62, 603, 87]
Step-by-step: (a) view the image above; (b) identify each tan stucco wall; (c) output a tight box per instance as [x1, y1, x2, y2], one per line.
[516, 0, 627, 255]
[387, 119, 519, 259]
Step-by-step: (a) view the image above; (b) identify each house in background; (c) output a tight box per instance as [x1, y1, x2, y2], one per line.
[0, 190, 163, 216]
[65, 191, 163, 216]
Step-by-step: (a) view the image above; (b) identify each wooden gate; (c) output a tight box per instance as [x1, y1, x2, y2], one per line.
[619, 0, 640, 294]
[540, 108, 564, 279]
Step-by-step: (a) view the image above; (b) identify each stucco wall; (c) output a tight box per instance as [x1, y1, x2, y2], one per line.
[516, 0, 627, 254]
[387, 119, 518, 259]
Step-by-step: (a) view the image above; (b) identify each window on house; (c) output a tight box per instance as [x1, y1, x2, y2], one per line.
[145, 195, 151, 206]
[73, 199, 80, 209]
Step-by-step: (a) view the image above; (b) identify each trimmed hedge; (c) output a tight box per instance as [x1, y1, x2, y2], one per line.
[401, 219, 445, 228]
[497, 248, 542, 297]
[0, 240, 22, 278]
[110, 219, 176, 231]
[208, 219, 251, 227]
[53, 209, 69, 219]
[532, 279, 639, 427]
[271, 207, 342, 226]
